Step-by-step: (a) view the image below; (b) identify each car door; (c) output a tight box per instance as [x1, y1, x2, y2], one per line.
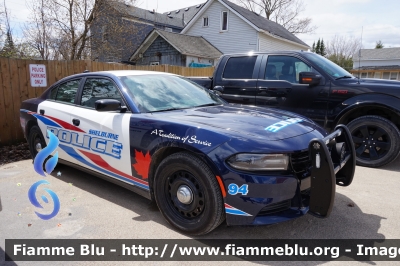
[256, 55, 328, 125]
[216, 55, 261, 105]
[63, 77, 141, 188]
[36, 78, 82, 160]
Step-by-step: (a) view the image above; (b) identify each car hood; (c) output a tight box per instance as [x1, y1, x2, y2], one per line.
[152, 104, 318, 141]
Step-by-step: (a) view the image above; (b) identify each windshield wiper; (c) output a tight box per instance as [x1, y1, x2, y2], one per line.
[150, 107, 184, 113]
[335, 75, 353, 80]
[193, 103, 222, 108]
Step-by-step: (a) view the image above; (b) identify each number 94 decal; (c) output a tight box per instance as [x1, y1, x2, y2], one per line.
[228, 184, 249, 195]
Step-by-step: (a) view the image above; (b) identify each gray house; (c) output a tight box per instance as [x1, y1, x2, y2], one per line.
[130, 29, 222, 67]
[180, 0, 309, 54]
[352, 47, 400, 80]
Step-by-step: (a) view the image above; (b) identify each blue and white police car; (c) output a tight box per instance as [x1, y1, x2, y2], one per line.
[20, 71, 355, 235]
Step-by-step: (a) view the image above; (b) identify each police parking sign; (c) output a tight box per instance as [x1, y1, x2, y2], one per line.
[29, 64, 47, 87]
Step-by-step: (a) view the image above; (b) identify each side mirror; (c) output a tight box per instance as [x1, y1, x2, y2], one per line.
[95, 99, 122, 112]
[213, 86, 224, 93]
[299, 72, 321, 87]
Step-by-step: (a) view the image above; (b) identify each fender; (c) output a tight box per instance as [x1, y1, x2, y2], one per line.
[333, 93, 400, 126]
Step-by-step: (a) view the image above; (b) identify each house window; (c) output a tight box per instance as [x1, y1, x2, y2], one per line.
[203, 17, 209, 27]
[390, 72, 398, 80]
[221, 11, 228, 31]
[383, 72, 390, 79]
[102, 25, 108, 41]
[150, 62, 159, 66]
[361, 73, 367, 78]
[374, 72, 381, 79]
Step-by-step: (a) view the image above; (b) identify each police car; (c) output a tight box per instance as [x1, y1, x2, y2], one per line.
[20, 71, 355, 235]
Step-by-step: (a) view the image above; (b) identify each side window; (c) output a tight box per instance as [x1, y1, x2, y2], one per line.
[54, 79, 80, 103]
[81, 78, 123, 109]
[265, 56, 311, 83]
[223, 56, 257, 79]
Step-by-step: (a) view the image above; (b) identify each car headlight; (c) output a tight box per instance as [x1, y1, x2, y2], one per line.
[227, 154, 289, 171]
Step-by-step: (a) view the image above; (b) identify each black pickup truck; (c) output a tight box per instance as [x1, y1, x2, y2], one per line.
[189, 51, 400, 168]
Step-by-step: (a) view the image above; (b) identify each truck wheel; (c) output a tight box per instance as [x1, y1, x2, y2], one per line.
[28, 125, 46, 159]
[154, 152, 224, 235]
[347, 115, 400, 167]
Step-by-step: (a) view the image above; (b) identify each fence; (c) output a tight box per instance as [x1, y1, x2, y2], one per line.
[0, 58, 214, 146]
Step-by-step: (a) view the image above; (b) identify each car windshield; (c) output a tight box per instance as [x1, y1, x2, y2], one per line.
[119, 74, 224, 112]
[304, 53, 355, 79]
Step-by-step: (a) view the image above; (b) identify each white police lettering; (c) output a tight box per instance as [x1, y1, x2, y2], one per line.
[151, 129, 212, 147]
[265, 118, 303, 133]
[47, 126, 123, 159]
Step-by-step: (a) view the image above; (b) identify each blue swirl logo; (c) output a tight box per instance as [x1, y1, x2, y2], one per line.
[29, 130, 60, 220]
[34, 130, 59, 176]
[28, 180, 60, 220]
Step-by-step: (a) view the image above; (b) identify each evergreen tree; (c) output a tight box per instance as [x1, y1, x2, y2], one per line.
[320, 39, 326, 56]
[0, 29, 17, 57]
[315, 39, 321, 54]
[375, 40, 384, 49]
[311, 42, 316, 52]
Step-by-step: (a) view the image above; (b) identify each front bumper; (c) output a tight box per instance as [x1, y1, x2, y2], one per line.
[218, 125, 356, 226]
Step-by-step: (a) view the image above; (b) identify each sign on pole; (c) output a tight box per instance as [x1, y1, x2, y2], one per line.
[29, 64, 47, 87]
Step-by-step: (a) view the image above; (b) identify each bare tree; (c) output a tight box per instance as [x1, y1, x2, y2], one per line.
[235, 0, 316, 34]
[24, 0, 53, 60]
[325, 35, 361, 70]
[23, 0, 138, 60]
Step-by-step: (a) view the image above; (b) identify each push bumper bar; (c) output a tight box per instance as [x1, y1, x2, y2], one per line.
[308, 124, 356, 218]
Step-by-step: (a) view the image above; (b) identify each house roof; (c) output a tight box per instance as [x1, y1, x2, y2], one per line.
[130, 30, 223, 60]
[181, 0, 308, 48]
[110, 2, 185, 29]
[163, 3, 205, 24]
[353, 47, 400, 61]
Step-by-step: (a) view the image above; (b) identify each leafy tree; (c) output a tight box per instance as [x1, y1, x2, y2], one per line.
[235, 0, 316, 34]
[375, 40, 384, 49]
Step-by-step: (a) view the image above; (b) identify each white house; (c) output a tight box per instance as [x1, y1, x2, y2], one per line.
[180, 0, 309, 54]
[352, 47, 400, 80]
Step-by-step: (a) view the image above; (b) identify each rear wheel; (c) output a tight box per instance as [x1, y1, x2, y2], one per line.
[154, 152, 224, 235]
[347, 115, 400, 167]
[28, 125, 46, 159]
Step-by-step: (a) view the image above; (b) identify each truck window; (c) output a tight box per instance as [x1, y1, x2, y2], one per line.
[265, 55, 311, 83]
[223, 56, 257, 79]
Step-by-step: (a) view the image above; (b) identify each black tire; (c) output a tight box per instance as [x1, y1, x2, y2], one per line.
[28, 125, 46, 159]
[154, 152, 224, 235]
[347, 115, 400, 168]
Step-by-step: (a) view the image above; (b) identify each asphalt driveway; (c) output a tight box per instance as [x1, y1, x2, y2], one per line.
[1, 156, 400, 266]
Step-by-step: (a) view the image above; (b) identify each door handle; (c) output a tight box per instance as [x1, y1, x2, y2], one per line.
[258, 87, 268, 91]
[39, 109, 45, 115]
[72, 119, 80, 126]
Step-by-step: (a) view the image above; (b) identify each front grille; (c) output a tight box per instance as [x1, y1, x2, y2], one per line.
[291, 150, 312, 179]
[257, 200, 291, 216]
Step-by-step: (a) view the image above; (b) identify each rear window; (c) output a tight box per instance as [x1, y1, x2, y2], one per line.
[223, 56, 257, 79]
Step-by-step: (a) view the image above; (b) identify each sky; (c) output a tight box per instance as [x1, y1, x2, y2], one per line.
[4, 0, 400, 49]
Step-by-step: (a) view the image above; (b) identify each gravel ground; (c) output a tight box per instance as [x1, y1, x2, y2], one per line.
[0, 142, 31, 166]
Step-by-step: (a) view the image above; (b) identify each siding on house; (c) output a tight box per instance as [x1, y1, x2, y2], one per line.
[185, 1, 258, 54]
[136, 36, 186, 66]
[258, 32, 305, 51]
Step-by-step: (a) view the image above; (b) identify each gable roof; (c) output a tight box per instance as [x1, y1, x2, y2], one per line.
[109, 2, 185, 29]
[130, 30, 222, 61]
[353, 47, 400, 61]
[181, 0, 308, 48]
[163, 3, 205, 25]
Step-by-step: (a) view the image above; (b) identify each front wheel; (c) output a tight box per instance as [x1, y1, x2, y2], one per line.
[154, 152, 224, 235]
[347, 115, 400, 168]
[28, 125, 46, 159]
